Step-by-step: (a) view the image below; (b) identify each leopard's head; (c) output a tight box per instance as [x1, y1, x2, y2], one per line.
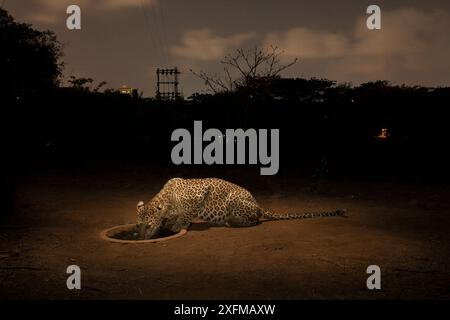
[136, 198, 168, 239]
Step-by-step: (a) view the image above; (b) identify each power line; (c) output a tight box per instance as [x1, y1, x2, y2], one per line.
[140, 0, 166, 96]
[139, 0, 163, 65]
[149, 1, 168, 66]
[158, 0, 171, 66]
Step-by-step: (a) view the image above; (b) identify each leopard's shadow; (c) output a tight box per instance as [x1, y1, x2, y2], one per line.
[188, 222, 216, 231]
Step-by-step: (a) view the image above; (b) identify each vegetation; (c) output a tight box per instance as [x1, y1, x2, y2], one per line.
[1, 7, 450, 189]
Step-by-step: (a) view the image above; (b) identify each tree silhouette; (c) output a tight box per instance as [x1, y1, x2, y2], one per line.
[191, 46, 298, 94]
[0, 8, 63, 101]
[1, 8, 63, 219]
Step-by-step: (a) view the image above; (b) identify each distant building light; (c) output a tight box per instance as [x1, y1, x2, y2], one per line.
[376, 128, 389, 140]
[118, 85, 134, 96]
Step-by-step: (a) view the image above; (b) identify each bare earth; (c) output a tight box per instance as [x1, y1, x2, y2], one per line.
[1, 167, 450, 299]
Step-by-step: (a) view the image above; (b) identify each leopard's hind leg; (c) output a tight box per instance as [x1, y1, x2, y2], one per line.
[225, 197, 261, 227]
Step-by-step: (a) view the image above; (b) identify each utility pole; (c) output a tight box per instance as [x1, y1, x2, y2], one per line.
[156, 67, 180, 100]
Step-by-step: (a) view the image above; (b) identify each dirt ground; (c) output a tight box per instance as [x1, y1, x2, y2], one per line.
[1, 167, 450, 299]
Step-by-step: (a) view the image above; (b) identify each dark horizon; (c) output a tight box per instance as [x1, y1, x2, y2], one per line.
[4, 0, 450, 96]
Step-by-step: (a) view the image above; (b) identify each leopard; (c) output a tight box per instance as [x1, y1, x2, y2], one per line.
[136, 177, 347, 239]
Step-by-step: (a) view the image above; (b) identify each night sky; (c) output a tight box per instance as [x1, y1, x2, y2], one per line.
[5, 0, 450, 96]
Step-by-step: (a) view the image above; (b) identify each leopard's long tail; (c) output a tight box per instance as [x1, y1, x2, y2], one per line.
[262, 208, 348, 220]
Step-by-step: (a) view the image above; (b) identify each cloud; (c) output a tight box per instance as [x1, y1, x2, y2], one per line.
[28, 12, 60, 24]
[265, 8, 450, 59]
[24, 0, 156, 24]
[169, 8, 450, 86]
[100, 0, 154, 10]
[263, 8, 450, 85]
[170, 29, 256, 61]
[40, 0, 155, 10]
[265, 28, 350, 59]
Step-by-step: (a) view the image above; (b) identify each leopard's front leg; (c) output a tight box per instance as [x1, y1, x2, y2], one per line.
[162, 203, 191, 232]
[166, 215, 191, 232]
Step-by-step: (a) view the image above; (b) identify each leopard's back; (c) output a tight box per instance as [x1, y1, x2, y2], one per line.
[165, 178, 259, 223]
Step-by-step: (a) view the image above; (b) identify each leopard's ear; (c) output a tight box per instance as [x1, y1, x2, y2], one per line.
[137, 201, 145, 210]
